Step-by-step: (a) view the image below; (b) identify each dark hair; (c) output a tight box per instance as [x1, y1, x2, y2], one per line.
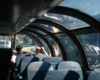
[36, 47, 42, 52]
[16, 45, 23, 51]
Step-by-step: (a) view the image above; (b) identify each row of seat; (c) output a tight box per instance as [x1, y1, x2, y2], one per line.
[13, 54, 83, 80]
[27, 61, 83, 80]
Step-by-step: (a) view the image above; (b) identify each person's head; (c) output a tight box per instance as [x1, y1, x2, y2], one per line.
[35, 47, 42, 54]
[16, 45, 23, 54]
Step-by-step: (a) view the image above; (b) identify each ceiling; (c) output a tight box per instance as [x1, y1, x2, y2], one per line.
[0, 0, 63, 35]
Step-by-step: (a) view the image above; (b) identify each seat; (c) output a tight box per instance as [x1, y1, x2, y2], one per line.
[19, 56, 39, 80]
[27, 61, 53, 80]
[14, 54, 26, 78]
[44, 61, 83, 80]
[57, 61, 81, 70]
[43, 57, 61, 69]
[0, 49, 12, 80]
[34, 54, 48, 61]
[84, 71, 100, 80]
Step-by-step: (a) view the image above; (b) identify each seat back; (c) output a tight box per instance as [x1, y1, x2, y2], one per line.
[27, 61, 53, 80]
[44, 70, 83, 80]
[0, 49, 12, 80]
[43, 57, 61, 69]
[84, 71, 100, 80]
[34, 54, 48, 61]
[44, 61, 83, 80]
[20, 56, 39, 79]
[15, 54, 26, 76]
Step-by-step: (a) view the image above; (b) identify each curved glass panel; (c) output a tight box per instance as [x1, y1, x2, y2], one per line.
[26, 32, 38, 37]
[59, 0, 100, 21]
[39, 13, 89, 30]
[26, 28, 47, 35]
[47, 38, 63, 61]
[77, 33, 100, 70]
[32, 29, 46, 35]
[58, 36, 82, 66]
[15, 34, 38, 53]
[39, 39, 51, 56]
[30, 23, 61, 33]
[0, 36, 11, 48]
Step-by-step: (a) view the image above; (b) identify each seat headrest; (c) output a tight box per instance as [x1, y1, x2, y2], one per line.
[84, 71, 100, 80]
[34, 54, 48, 61]
[43, 57, 61, 63]
[57, 61, 81, 70]
[22, 56, 39, 63]
[28, 61, 53, 71]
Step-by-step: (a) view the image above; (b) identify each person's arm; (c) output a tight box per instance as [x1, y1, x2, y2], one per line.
[41, 47, 48, 56]
[11, 55, 16, 67]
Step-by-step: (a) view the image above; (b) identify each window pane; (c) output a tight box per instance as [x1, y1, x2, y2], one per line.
[26, 32, 38, 37]
[58, 36, 82, 66]
[0, 36, 11, 48]
[30, 29, 46, 35]
[39, 39, 51, 56]
[39, 13, 89, 30]
[15, 34, 38, 53]
[59, 0, 100, 22]
[77, 33, 100, 70]
[47, 38, 63, 61]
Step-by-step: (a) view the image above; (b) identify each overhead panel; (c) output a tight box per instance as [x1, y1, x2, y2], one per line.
[14, 0, 63, 33]
[0, 0, 63, 35]
[0, 0, 32, 34]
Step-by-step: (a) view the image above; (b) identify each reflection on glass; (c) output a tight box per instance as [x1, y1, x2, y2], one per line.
[58, 36, 82, 66]
[39, 39, 51, 56]
[0, 36, 11, 48]
[15, 34, 38, 53]
[77, 33, 100, 70]
[59, 0, 100, 21]
[31, 23, 61, 33]
[39, 13, 89, 30]
[47, 38, 63, 60]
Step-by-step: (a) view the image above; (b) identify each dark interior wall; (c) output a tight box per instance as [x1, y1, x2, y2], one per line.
[0, 48, 12, 80]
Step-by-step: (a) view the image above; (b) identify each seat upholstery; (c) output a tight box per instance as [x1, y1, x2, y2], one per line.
[14, 54, 26, 77]
[44, 70, 83, 80]
[34, 54, 48, 61]
[44, 61, 83, 80]
[57, 61, 81, 70]
[20, 56, 39, 80]
[27, 61, 53, 80]
[84, 71, 100, 80]
[43, 57, 61, 69]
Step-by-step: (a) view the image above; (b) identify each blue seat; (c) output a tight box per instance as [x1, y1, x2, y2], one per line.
[27, 61, 53, 80]
[44, 61, 83, 80]
[84, 71, 100, 80]
[19, 56, 39, 80]
[34, 54, 48, 61]
[14, 54, 26, 78]
[43, 57, 61, 69]
[57, 61, 81, 70]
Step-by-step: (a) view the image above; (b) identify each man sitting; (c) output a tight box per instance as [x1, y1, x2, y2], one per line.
[11, 45, 23, 65]
[31, 47, 48, 56]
